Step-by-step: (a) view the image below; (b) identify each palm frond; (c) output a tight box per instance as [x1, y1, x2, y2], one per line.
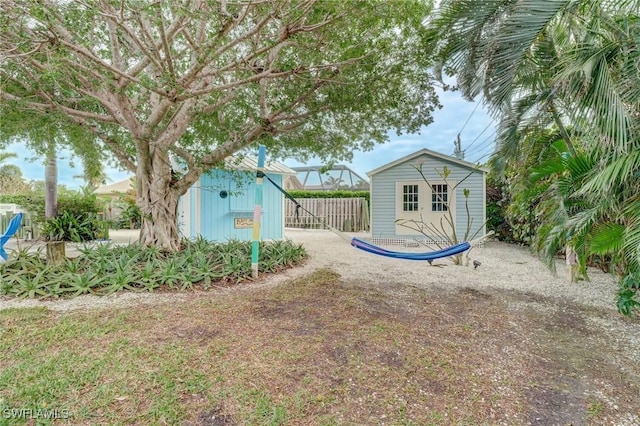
[622, 199, 640, 271]
[433, 0, 573, 106]
[578, 150, 640, 196]
[589, 222, 625, 255]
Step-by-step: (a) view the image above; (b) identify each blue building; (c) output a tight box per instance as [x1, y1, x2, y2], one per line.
[367, 148, 488, 244]
[178, 157, 295, 242]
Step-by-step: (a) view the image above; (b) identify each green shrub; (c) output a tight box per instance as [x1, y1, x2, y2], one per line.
[0, 190, 100, 224]
[40, 211, 101, 242]
[287, 189, 368, 200]
[287, 190, 369, 208]
[0, 238, 307, 299]
[115, 201, 142, 229]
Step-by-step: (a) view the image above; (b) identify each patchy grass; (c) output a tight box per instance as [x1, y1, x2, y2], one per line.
[0, 269, 638, 425]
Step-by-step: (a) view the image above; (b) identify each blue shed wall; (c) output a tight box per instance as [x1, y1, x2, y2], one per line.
[179, 170, 285, 242]
[370, 154, 485, 241]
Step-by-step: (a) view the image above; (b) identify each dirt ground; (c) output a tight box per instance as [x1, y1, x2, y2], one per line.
[1, 229, 639, 425]
[166, 269, 639, 425]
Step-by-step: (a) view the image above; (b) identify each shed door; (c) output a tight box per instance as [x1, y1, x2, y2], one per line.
[427, 182, 456, 238]
[395, 181, 456, 237]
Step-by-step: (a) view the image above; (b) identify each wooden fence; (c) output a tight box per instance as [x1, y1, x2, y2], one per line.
[0, 208, 39, 240]
[285, 197, 370, 232]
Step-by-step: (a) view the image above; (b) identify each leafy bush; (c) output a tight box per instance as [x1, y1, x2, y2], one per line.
[617, 272, 640, 317]
[288, 190, 369, 205]
[0, 190, 100, 224]
[485, 173, 512, 241]
[40, 211, 101, 242]
[0, 238, 307, 299]
[115, 201, 142, 229]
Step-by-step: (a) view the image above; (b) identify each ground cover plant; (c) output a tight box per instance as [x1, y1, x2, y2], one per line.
[0, 238, 307, 298]
[0, 269, 638, 425]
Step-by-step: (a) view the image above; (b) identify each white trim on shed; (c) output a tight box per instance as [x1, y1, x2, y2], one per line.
[367, 148, 489, 177]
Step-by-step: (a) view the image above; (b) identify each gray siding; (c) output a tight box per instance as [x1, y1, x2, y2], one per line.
[370, 153, 485, 241]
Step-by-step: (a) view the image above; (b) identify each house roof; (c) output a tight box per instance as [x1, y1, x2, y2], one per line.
[226, 156, 296, 175]
[367, 148, 489, 177]
[94, 177, 135, 195]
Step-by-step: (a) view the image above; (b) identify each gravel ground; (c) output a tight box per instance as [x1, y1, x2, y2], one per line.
[0, 228, 624, 313]
[282, 229, 622, 310]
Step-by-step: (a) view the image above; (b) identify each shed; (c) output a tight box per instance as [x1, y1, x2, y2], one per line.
[367, 148, 488, 244]
[178, 157, 295, 242]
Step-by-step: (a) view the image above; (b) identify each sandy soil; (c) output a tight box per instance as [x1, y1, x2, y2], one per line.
[0, 228, 626, 314]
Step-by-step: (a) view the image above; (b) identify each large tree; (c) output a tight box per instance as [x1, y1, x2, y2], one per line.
[0, 0, 439, 250]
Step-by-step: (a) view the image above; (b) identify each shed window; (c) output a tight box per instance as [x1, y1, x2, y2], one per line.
[402, 185, 419, 211]
[431, 184, 448, 211]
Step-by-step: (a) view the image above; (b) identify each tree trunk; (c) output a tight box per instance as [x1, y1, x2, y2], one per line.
[136, 147, 183, 251]
[138, 190, 181, 250]
[46, 241, 66, 264]
[44, 141, 57, 219]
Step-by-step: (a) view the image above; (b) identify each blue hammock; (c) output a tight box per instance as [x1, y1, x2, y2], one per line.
[350, 237, 470, 261]
[262, 174, 472, 261]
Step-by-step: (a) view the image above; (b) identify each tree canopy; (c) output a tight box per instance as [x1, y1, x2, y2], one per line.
[1, 0, 439, 249]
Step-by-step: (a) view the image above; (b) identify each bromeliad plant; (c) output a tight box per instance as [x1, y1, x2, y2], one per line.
[0, 238, 307, 299]
[40, 211, 101, 242]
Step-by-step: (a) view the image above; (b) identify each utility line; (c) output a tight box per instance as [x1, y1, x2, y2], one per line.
[457, 100, 481, 135]
[465, 119, 496, 152]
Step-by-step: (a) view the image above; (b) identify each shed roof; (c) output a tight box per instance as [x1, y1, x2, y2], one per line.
[367, 148, 489, 177]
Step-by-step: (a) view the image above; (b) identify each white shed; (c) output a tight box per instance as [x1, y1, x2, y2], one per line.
[367, 148, 488, 244]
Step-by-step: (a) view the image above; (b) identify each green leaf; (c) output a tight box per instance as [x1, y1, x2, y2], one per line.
[589, 223, 625, 255]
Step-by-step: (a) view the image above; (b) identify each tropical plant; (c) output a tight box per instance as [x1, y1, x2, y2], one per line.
[0, 151, 21, 177]
[57, 272, 105, 297]
[0, 238, 307, 298]
[431, 0, 640, 314]
[323, 176, 345, 190]
[0, 0, 439, 251]
[4, 269, 53, 299]
[115, 201, 142, 230]
[0, 150, 30, 194]
[40, 211, 101, 242]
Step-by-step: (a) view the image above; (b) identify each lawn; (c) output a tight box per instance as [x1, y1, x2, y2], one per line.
[1, 269, 638, 425]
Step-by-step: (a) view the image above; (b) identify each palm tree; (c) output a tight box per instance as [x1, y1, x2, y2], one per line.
[431, 0, 640, 314]
[323, 176, 344, 190]
[0, 150, 30, 195]
[0, 151, 21, 178]
[0, 151, 17, 163]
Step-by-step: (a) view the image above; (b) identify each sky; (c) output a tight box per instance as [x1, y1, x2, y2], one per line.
[2, 88, 496, 189]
